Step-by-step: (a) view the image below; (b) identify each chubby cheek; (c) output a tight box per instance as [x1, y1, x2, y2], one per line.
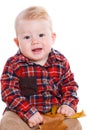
[20, 42, 29, 50]
[44, 40, 53, 50]
[19, 44, 31, 55]
[21, 49, 31, 59]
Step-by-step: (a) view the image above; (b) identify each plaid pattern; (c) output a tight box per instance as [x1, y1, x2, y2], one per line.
[1, 49, 79, 122]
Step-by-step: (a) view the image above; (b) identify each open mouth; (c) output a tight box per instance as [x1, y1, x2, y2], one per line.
[32, 48, 42, 53]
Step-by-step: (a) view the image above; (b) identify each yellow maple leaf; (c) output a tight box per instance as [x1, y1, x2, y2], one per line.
[66, 110, 86, 119]
[51, 105, 58, 114]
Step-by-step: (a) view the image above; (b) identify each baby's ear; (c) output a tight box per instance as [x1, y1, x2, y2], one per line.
[14, 38, 19, 47]
[52, 33, 56, 43]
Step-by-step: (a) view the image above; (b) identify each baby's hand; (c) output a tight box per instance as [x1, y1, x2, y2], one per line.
[28, 112, 43, 128]
[57, 105, 75, 116]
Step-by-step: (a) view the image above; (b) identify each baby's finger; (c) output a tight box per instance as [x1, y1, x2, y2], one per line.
[29, 122, 34, 128]
[28, 120, 37, 128]
[57, 107, 61, 113]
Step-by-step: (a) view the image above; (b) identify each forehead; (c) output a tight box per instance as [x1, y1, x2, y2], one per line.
[16, 19, 52, 34]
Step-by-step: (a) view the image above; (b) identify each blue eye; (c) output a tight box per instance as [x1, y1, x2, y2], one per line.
[24, 36, 31, 39]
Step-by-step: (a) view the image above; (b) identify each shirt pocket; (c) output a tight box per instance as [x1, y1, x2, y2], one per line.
[19, 76, 37, 96]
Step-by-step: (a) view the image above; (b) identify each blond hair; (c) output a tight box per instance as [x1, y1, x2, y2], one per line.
[15, 6, 53, 34]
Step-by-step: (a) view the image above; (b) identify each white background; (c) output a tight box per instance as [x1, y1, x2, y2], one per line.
[0, 0, 87, 129]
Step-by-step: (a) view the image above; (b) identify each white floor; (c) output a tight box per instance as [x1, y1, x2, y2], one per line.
[79, 117, 87, 130]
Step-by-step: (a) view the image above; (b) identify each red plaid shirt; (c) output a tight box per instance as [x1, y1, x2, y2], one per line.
[1, 49, 79, 122]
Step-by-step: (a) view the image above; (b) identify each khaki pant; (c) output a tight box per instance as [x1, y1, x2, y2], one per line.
[0, 111, 82, 130]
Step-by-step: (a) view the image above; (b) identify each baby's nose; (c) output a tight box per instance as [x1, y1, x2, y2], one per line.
[31, 35, 40, 44]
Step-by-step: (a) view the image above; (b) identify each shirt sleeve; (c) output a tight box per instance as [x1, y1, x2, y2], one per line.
[1, 60, 38, 122]
[59, 58, 79, 111]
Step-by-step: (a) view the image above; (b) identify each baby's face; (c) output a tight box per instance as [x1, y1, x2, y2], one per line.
[15, 19, 56, 65]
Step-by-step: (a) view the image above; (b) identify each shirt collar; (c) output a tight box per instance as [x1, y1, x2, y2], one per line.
[16, 48, 63, 67]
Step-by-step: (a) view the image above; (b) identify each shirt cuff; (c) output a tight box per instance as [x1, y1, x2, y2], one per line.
[23, 107, 38, 123]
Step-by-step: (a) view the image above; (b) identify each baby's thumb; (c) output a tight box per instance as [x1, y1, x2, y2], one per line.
[57, 107, 61, 113]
